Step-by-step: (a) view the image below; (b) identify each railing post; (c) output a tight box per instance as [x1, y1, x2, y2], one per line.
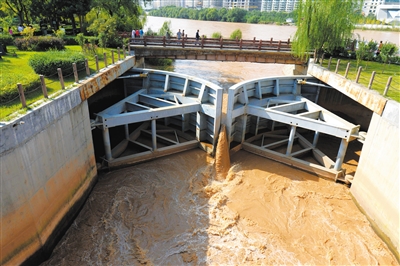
[127, 44, 130, 54]
[253, 37, 256, 43]
[383, 76, 392, 96]
[328, 57, 332, 70]
[355, 66, 362, 83]
[368, 71, 376, 89]
[239, 39, 243, 49]
[111, 50, 115, 64]
[85, 59, 90, 76]
[344, 62, 350, 78]
[278, 40, 281, 52]
[335, 59, 341, 73]
[320, 54, 324, 66]
[95, 55, 99, 72]
[122, 45, 126, 59]
[117, 47, 121, 61]
[182, 37, 185, 48]
[72, 63, 79, 83]
[258, 40, 262, 50]
[39, 75, 48, 98]
[17, 83, 26, 107]
[163, 36, 166, 47]
[201, 37, 204, 48]
[57, 68, 65, 90]
[103, 52, 107, 67]
[220, 37, 223, 49]
[144, 36, 147, 46]
[287, 38, 290, 45]
[270, 37, 273, 45]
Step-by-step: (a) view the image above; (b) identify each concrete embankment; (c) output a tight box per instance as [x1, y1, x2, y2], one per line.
[0, 57, 135, 265]
[308, 62, 399, 258]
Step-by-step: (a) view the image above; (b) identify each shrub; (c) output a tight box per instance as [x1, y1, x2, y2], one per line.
[64, 36, 78, 45]
[28, 50, 86, 76]
[14, 36, 65, 51]
[21, 26, 35, 38]
[229, 29, 242, 40]
[211, 32, 222, 39]
[0, 34, 14, 46]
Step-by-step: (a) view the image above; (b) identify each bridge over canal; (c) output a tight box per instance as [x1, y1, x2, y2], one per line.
[129, 36, 307, 68]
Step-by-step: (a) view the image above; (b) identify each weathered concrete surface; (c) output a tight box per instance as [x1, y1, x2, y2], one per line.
[307, 62, 399, 257]
[350, 100, 399, 256]
[308, 61, 387, 115]
[0, 57, 135, 265]
[132, 46, 307, 65]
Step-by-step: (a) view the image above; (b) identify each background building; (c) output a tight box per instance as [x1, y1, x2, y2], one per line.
[203, 0, 222, 8]
[261, 0, 299, 12]
[362, 0, 400, 17]
[376, 4, 400, 23]
[223, 0, 260, 10]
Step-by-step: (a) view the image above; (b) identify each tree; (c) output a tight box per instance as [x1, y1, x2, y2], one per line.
[3, 0, 31, 24]
[292, 0, 363, 63]
[379, 42, 398, 73]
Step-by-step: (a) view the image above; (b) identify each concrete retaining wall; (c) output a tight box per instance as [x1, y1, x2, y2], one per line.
[308, 61, 399, 257]
[350, 100, 399, 256]
[0, 57, 136, 265]
[0, 90, 97, 265]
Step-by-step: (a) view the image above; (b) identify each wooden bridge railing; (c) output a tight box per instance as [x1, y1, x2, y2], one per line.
[121, 34, 291, 52]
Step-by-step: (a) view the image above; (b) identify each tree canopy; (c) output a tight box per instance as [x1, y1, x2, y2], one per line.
[292, 0, 363, 62]
[148, 6, 295, 24]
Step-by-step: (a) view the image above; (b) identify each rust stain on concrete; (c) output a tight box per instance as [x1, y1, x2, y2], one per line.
[1, 148, 97, 266]
[308, 63, 387, 115]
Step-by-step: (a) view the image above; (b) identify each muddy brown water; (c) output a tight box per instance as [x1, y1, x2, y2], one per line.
[41, 19, 399, 264]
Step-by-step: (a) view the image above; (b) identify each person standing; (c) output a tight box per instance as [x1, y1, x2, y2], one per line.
[182, 30, 185, 39]
[140, 29, 144, 38]
[132, 29, 136, 39]
[195, 29, 200, 45]
[177, 29, 182, 40]
[377, 40, 383, 55]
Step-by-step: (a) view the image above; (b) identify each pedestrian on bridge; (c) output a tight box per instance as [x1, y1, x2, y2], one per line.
[195, 30, 200, 45]
[131, 29, 136, 39]
[177, 29, 182, 40]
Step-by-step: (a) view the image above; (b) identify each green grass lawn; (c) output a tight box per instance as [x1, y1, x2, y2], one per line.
[0, 45, 125, 121]
[319, 57, 400, 102]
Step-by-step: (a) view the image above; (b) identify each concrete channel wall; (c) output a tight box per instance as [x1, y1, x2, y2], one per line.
[308, 62, 399, 256]
[0, 57, 135, 265]
[351, 100, 399, 255]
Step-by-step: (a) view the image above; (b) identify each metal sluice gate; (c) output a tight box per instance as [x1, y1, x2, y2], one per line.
[92, 69, 362, 182]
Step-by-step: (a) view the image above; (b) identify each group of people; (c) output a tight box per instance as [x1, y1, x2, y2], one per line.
[6, 24, 28, 35]
[176, 29, 200, 44]
[131, 29, 144, 38]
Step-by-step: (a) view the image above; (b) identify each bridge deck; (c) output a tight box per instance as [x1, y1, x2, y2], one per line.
[129, 36, 307, 65]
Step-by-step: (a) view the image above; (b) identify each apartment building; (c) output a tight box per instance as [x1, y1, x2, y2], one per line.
[222, 0, 261, 10]
[261, 0, 299, 12]
[203, 0, 223, 8]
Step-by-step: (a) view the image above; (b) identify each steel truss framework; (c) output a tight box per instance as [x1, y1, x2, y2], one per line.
[226, 76, 361, 181]
[93, 69, 223, 168]
[93, 70, 361, 181]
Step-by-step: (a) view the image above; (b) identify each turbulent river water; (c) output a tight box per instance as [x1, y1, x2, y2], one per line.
[41, 18, 399, 265]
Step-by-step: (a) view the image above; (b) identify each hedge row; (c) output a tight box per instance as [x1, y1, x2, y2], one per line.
[29, 50, 86, 76]
[14, 36, 65, 51]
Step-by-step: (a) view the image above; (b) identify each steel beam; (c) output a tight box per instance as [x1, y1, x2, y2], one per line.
[102, 103, 200, 128]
